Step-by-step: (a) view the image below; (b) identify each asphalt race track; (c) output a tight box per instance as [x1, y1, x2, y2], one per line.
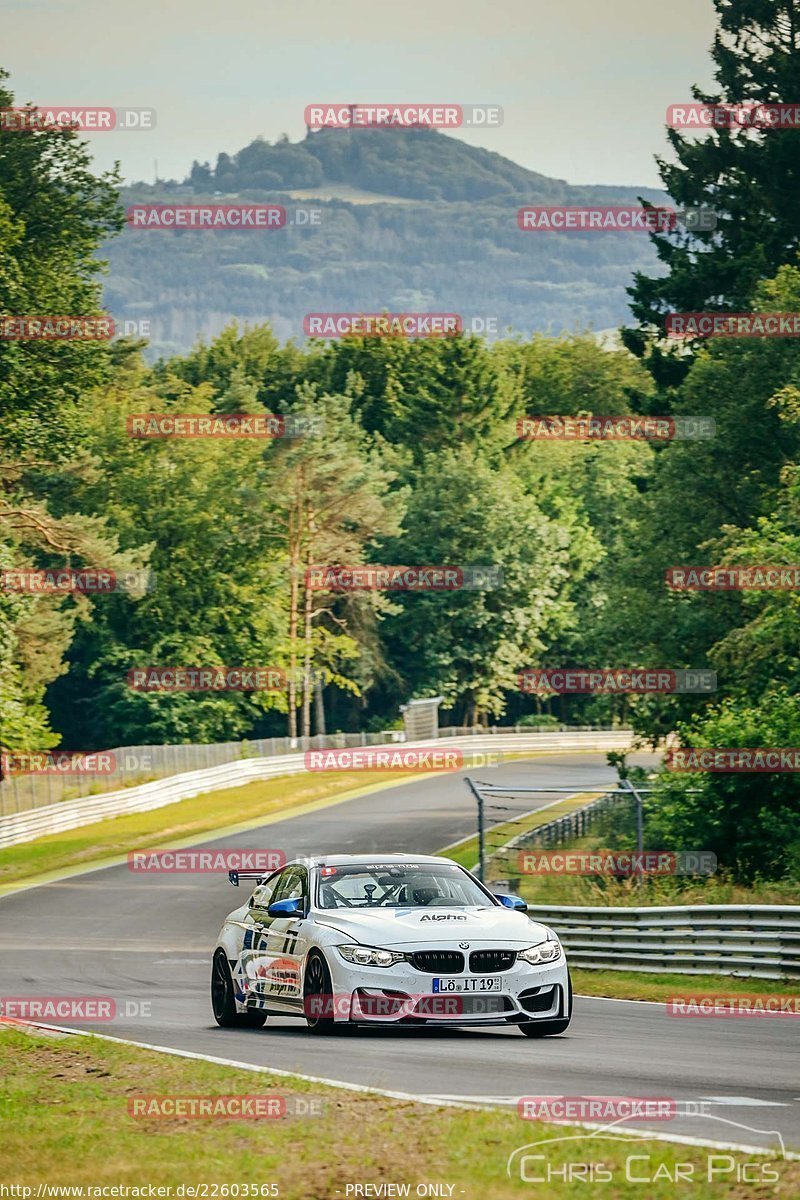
[1, 752, 798, 1157]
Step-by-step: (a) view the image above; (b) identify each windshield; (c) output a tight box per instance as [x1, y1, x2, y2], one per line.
[315, 862, 494, 910]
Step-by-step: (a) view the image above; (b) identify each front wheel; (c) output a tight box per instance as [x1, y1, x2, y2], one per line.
[519, 973, 572, 1038]
[303, 951, 337, 1035]
[211, 949, 267, 1028]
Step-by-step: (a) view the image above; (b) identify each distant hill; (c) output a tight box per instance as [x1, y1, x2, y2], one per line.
[184, 126, 646, 204]
[104, 128, 668, 358]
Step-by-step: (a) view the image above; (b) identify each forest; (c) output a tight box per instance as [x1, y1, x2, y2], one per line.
[3, 0, 800, 884]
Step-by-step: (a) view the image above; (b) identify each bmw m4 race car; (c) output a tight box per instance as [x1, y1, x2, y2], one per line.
[211, 852, 572, 1036]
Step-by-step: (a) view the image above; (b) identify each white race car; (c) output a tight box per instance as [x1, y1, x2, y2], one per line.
[211, 853, 572, 1036]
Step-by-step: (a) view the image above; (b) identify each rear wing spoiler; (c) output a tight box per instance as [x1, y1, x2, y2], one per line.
[228, 870, 267, 887]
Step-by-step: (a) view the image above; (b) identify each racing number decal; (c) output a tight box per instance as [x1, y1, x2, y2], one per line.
[242, 926, 270, 952]
[282, 930, 300, 955]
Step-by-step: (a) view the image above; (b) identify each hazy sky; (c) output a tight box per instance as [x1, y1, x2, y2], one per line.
[2, 0, 718, 187]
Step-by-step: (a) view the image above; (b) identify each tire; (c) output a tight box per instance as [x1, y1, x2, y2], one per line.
[303, 951, 337, 1035]
[211, 948, 267, 1028]
[519, 972, 572, 1038]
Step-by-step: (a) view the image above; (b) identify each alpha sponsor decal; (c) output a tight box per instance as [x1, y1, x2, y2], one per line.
[419, 913, 468, 921]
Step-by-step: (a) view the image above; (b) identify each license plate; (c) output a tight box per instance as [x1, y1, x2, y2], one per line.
[432, 977, 502, 993]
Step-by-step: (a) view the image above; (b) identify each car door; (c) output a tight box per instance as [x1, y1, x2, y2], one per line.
[249, 865, 310, 1009]
[234, 869, 282, 1005]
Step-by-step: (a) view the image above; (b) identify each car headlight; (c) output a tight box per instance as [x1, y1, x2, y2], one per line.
[518, 938, 562, 965]
[337, 944, 408, 967]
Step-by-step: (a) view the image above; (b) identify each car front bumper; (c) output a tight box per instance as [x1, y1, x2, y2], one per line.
[324, 952, 569, 1025]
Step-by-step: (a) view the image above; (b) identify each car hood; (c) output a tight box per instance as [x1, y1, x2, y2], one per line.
[313, 905, 550, 946]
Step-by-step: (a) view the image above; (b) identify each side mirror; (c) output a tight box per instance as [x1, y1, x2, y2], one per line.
[268, 897, 304, 918]
[495, 893, 527, 912]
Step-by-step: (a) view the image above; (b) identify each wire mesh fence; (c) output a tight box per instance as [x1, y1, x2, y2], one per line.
[0, 730, 401, 817]
[0, 722, 628, 818]
[466, 774, 716, 911]
[466, 781, 639, 883]
[487, 793, 634, 876]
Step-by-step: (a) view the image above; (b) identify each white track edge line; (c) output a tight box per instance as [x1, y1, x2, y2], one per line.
[575, 994, 669, 1007]
[7, 1020, 798, 1159]
[4, 1020, 487, 1107]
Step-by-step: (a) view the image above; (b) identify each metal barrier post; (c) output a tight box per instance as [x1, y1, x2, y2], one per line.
[621, 776, 645, 887]
[466, 777, 485, 881]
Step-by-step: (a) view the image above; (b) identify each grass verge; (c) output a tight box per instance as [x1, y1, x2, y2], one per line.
[509, 841, 800, 908]
[571, 967, 800, 1002]
[1, 1025, 795, 1197]
[443, 792, 596, 870]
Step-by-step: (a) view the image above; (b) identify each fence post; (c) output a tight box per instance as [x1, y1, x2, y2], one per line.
[465, 778, 485, 881]
[621, 776, 645, 888]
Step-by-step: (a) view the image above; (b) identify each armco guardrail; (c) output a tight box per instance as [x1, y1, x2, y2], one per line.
[0, 723, 617, 816]
[0, 730, 405, 816]
[526, 903, 800, 980]
[0, 729, 633, 848]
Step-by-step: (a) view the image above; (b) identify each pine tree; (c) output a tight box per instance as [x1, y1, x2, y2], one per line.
[623, 0, 800, 378]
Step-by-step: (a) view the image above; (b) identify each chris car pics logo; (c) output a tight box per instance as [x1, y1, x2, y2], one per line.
[507, 1114, 787, 1184]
